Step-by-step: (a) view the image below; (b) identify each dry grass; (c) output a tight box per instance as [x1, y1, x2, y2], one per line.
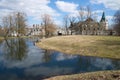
[36, 35, 120, 59]
[0, 37, 4, 42]
[44, 70, 120, 80]
[0, 37, 4, 39]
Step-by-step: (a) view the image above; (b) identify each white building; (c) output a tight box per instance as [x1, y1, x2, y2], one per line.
[26, 24, 45, 36]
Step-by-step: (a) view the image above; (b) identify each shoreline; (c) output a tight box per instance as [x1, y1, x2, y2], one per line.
[44, 70, 120, 80]
[36, 35, 120, 59]
[36, 35, 120, 80]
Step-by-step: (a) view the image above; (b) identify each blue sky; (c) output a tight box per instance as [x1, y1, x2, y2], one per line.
[0, 0, 120, 28]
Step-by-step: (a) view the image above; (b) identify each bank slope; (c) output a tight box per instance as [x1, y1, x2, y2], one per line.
[36, 35, 120, 59]
[44, 70, 120, 80]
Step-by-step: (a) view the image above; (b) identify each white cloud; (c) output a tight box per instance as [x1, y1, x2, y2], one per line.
[90, 0, 120, 10]
[55, 1, 79, 19]
[55, 1, 79, 13]
[97, 15, 113, 25]
[93, 10, 103, 14]
[0, 0, 60, 25]
[106, 15, 113, 20]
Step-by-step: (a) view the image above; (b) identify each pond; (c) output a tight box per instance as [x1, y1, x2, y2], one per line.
[0, 38, 120, 80]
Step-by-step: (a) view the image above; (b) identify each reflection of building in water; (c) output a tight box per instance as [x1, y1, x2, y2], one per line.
[3, 38, 27, 60]
[26, 24, 45, 36]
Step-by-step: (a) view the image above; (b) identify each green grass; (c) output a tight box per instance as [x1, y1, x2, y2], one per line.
[37, 35, 120, 59]
[45, 70, 120, 80]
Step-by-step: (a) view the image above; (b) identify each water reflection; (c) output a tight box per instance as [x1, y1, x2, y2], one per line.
[43, 50, 52, 62]
[2, 38, 28, 60]
[0, 38, 119, 80]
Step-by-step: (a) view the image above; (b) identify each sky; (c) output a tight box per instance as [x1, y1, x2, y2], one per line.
[0, 0, 120, 28]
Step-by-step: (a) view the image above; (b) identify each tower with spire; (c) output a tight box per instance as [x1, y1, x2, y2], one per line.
[100, 12, 108, 30]
[100, 12, 105, 22]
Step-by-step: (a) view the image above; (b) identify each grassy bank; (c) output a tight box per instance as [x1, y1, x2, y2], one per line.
[36, 35, 120, 59]
[45, 70, 120, 80]
[0, 37, 3, 39]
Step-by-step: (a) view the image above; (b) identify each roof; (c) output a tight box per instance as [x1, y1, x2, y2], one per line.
[100, 12, 106, 22]
[85, 18, 94, 22]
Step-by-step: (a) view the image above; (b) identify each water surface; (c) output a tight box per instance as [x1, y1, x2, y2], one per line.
[0, 38, 120, 80]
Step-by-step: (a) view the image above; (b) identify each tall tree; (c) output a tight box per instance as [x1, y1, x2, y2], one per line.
[113, 9, 120, 36]
[41, 14, 56, 37]
[78, 5, 93, 21]
[69, 16, 76, 35]
[86, 5, 92, 19]
[63, 15, 69, 35]
[2, 12, 27, 37]
[2, 15, 14, 37]
[78, 6, 85, 21]
[15, 12, 27, 36]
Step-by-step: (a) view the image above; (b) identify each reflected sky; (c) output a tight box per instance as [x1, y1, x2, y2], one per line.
[0, 38, 120, 80]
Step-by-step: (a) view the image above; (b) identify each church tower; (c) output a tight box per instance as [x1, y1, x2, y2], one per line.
[100, 12, 105, 22]
[100, 12, 108, 30]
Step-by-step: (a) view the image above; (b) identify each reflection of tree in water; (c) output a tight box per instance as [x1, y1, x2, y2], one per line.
[77, 56, 92, 72]
[43, 50, 53, 62]
[0, 39, 3, 44]
[3, 38, 28, 61]
[111, 60, 120, 69]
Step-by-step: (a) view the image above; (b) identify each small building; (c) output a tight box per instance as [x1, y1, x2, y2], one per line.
[56, 27, 71, 35]
[11, 31, 18, 37]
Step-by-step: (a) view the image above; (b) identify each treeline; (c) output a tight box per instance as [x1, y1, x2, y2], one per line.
[63, 6, 120, 36]
[63, 6, 98, 35]
[1, 12, 26, 37]
[0, 12, 57, 38]
[0, 7, 120, 37]
[113, 9, 120, 35]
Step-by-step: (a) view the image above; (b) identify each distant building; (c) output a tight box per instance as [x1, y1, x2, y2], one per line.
[70, 12, 112, 35]
[56, 27, 71, 35]
[11, 31, 18, 37]
[26, 24, 45, 36]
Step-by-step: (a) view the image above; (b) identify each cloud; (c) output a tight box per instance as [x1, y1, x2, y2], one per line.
[90, 0, 120, 10]
[0, 0, 60, 25]
[106, 15, 113, 20]
[93, 10, 103, 14]
[93, 58, 113, 70]
[55, 1, 79, 13]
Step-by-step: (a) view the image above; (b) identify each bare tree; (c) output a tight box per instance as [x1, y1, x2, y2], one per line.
[2, 15, 14, 37]
[86, 5, 92, 19]
[78, 6, 85, 21]
[92, 12, 98, 22]
[78, 5, 93, 21]
[113, 9, 120, 36]
[2, 12, 27, 37]
[63, 15, 69, 35]
[0, 25, 5, 37]
[15, 12, 27, 36]
[41, 14, 56, 37]
[69, 16, 76, 35]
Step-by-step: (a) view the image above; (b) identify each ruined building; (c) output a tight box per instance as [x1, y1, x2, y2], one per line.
[70, 12, 109, 35]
